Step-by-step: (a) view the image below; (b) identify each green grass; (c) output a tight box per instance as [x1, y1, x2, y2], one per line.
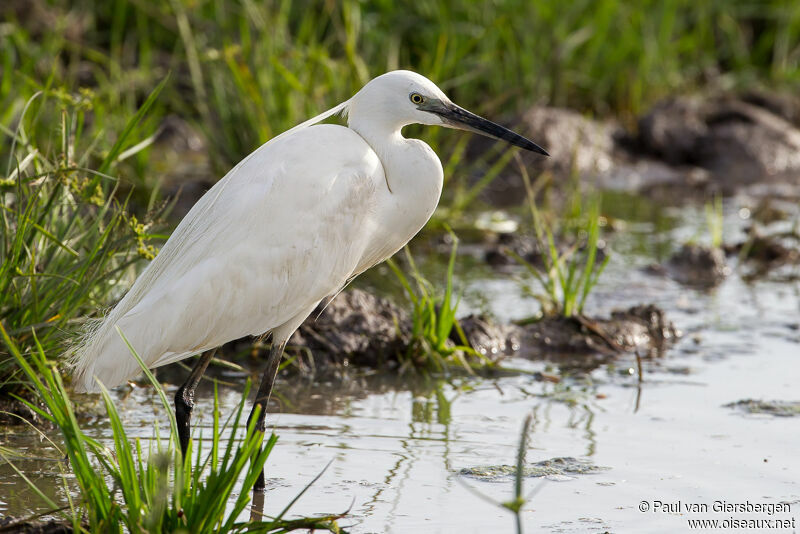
[0, 323, 346, 533]
[0, 88, 168, 393]
[704, 194, 724, 249]
[4, 0, 800, 200]
[387, 233, 489, 373]
[509, 164, 610, 318]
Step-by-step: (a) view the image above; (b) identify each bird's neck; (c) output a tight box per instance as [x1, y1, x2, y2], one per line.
[348, 118, 443, 253]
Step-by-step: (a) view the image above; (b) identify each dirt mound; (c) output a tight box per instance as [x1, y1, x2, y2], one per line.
[290, 289, 410, 369]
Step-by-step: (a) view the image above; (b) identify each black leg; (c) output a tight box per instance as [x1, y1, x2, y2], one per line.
[175, 350, 215, 457]
[247, 340, 286, 493]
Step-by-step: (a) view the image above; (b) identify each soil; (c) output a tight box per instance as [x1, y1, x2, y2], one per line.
[286, 289, 676, 375]
[0, 396, 48, 427]
[474, 90, 800, 204]
[514, 305, 678, 363]
[658, 243, 730, 288]
[452, 313, 518, 359]
[634, 95, 800, 188]
[724, 227, 800, 279]
[289, 289, 410, 370]
[0, 518, 73, 534]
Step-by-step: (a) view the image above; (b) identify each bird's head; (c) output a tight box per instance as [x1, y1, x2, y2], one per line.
[348, 70, 548, 156]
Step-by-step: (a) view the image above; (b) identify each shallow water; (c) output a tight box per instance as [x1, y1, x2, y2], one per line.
[1, 196, 799, 533]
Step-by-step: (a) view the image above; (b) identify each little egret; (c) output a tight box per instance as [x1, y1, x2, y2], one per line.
[71, 70, 547, 491]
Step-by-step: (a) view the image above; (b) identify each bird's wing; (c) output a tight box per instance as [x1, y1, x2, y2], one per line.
[87, 124, 386, 384]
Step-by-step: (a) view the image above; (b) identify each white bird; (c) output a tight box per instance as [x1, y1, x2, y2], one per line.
[71, 70, 547, 491]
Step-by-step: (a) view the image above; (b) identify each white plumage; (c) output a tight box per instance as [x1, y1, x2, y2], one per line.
[71, 70, 546, 393]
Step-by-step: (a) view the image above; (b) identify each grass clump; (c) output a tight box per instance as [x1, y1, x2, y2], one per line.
[0, 87, 168, 393]
[0, 324, 346, 533]
[387, 233, 488, 373]
[509, 166, 609, 318]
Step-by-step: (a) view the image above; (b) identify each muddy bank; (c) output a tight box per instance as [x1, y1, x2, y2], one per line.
[289, 289, 410, 370]
[632, 95, 800, 189]
[512, 305, 678, 366]
[478, 90, 800, 204]
[646, 243, 730, 289]
[0, 396, 48, 427]
[0, 517, 72, 534]
[283, 290, 677, 375]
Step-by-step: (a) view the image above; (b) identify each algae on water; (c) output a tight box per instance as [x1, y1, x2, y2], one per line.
[460, 457, 609, 481]
[724, 399, 800, 417]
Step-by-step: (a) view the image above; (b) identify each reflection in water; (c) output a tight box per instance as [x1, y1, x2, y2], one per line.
[249, 491, 264, 523]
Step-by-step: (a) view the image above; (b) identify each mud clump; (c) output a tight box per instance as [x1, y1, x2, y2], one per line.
[519, 107, 618, 177]
[725, 399, 800, 417]
[660, 243, 730, 288]
[453, 314, 518, 359]
[724, 229, 800, 279]
[515, 304, 678, 363]
[476, 92, 800, 206]
[460, 457, 609, 481]
[484, 233, 607, 272]
[635, 95, 800, 189]
[0, 395, 48, 427]
[484, 232, 545, 270]
[0, 518, 73, 534]
[471, 107, 619, 205]
[290, 289, 410, 369]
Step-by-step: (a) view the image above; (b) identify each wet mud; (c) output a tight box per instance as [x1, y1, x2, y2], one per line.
[289, 289, 410, 370]
[725, 227, 800, 280]
[474, 90, 800, 205]
[0, 396, 48, 427]
[0, 517, 73, 534]
[652, 243, 730, 288]
[513, 305, 678, 362]
[283, 289, 676, 375]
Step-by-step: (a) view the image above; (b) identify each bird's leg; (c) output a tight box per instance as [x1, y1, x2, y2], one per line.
[247, 340, 287, 493]
[175, 350, 215, 457]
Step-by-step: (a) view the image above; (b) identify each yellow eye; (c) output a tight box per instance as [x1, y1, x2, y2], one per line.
[410, 93, 425, 105]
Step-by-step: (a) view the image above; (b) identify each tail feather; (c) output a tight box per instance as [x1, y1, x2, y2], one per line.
[69, 306, 142, 392]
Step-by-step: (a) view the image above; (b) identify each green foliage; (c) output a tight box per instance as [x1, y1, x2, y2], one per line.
[704, 194, 724, 249]
[4, 0, 800, 191]
[0, 324, 345, 533]
[509, 167, 610, 318]
[0, 88, 167, 391]
[387, 233, 488, 372]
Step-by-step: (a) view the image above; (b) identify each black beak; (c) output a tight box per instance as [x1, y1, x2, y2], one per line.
[427, 102, 549, 156]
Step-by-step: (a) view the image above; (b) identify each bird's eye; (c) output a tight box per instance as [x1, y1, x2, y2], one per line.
[410, 93, 425, 105]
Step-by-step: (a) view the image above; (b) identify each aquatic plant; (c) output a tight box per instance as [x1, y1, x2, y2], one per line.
[0, 325, 346, 533]
[508, 162, 609, 318]
[387, 233, 488, 372]
[704, 194, 724, 249]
